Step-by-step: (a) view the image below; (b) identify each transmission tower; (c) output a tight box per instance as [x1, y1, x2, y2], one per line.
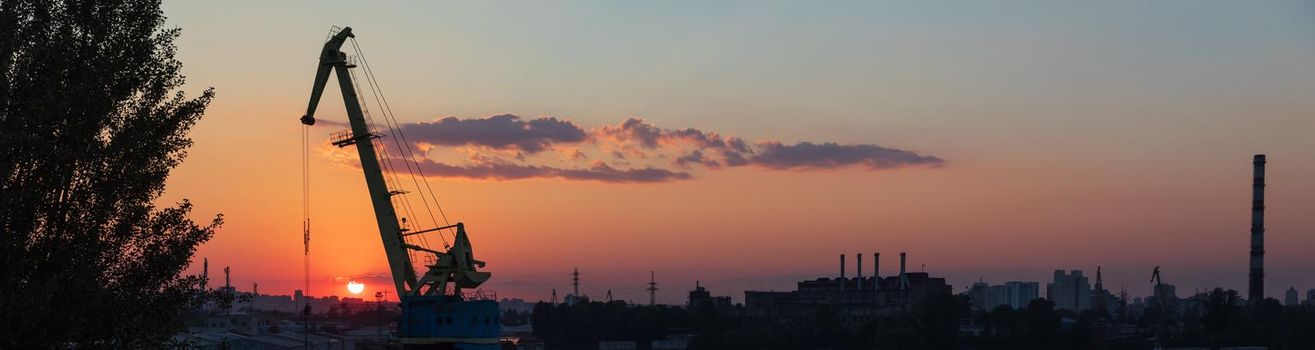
[646, 271, 658, 306]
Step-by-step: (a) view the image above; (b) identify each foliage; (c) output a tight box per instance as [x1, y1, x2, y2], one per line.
[526, 291, 1315, 349]
[0, 0, 217, 347]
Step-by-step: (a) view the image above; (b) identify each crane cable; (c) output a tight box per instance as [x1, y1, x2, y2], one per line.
[346, 65, 432, 265]
[348, 37, 457, 248]
[299, 111, 311, 349]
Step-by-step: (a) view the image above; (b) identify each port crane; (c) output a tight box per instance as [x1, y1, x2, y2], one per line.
[299, 26, 499, 349]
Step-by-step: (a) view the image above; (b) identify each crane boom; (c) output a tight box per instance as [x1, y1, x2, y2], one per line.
[300, 27, 417, 296]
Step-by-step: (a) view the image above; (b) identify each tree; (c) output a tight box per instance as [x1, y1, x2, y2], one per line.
[0, 0, 218, 347]
[1019, 298, 1062, 349]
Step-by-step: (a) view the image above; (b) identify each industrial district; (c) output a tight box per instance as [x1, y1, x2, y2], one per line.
[169, 28, 1315, 350]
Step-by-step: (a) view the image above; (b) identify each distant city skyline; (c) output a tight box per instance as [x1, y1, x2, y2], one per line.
[158, 1, 1315, 303]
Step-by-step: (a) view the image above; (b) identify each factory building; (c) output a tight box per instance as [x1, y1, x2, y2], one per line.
[687, 281, 732, 309]
[739, 252, 951, 328]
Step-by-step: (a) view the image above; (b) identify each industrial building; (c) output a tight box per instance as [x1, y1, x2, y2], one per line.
[739, 252, 951, 328]
[687, 281, 732, 309]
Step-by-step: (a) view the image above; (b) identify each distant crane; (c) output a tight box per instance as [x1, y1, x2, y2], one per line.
[1094, 266, 1106, 316]
[1149, 266, 1173, 346]
[1150, 266, 1164, 302]
[647, 271, 659, 306]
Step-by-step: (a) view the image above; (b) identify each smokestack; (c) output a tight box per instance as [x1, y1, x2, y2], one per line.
[873, 251, 883, 281]
[840, 254, 846, 278]
[899, 253, 906, 276]
[1250, 154, 1266, 301]
[857, 253, 864, 290]
[897, 252, 910, 290]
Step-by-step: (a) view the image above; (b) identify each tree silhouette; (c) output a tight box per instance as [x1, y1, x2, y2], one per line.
[0, 0, 218, 347]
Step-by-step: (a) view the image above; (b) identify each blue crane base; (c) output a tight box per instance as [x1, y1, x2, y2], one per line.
[399, 295, 501, 349]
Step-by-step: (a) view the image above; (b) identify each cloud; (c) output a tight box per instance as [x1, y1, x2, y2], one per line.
[674, 150, 722, 169]
[327, 115, 943, 183]
[593, 118, 940, 171]
[745, 141, 944, 170]
[598, 118, 749, 153]
[398, 114, 586, 154]
[403, 157, 691, 183]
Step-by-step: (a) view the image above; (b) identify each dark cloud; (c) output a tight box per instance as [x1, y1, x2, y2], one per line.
[600, 118, 747, 153]
[358, 115, 944, 182]
[401, 158, 691, 183]
[603, 118, 663, 148]
[673, 150, 721, 169]
[744, 141, 944, 170]
[399, 114, 586, 153]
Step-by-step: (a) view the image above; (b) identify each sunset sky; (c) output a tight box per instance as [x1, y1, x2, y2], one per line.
[157, 1, 1315, 303]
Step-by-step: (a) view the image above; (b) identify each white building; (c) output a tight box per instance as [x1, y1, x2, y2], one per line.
[1047, 270, 1091, 311]
[969, 281, 1039, 311]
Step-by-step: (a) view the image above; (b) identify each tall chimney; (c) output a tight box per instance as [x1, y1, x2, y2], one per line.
[899, 252, 906, 276]
[874, 252, 880, 290]
[839, 254, 847, 290]
[897, 252, 910, 290]
[857, 253, 864, 290]
[899, 251, 909, 289]
[840, 254, 846, 278]
[1249, 154, 1266, 301]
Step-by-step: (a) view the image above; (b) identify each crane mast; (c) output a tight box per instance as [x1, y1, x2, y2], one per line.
[301, 27, 417, 296]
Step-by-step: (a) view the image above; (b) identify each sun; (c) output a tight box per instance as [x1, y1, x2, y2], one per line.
[347, 280, 365, 294]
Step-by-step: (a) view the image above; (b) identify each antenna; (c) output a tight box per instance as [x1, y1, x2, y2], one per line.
[571, 268, 580, 305]
[646, 271, 658, 306]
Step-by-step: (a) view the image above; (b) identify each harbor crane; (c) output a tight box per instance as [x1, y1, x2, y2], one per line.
[300, 26, 499, 349]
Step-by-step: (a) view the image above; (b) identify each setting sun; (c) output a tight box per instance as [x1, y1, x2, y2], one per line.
[347, 280, 364, 295]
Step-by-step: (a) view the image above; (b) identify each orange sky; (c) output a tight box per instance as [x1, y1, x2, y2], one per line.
[157, 1, 1315, 303]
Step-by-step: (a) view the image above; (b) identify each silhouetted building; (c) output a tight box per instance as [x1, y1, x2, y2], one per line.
[740, 252, 951, 328]
[1153, 283, 1178, 302]
[1287, 287, 1299, 306]
[1307, 289, 1315, 306]
[1047, 270, 1091, 311]
[687, 281, 731, 309]
[1093, 287, 1118, 314]
[969, 280, 1039, 311]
